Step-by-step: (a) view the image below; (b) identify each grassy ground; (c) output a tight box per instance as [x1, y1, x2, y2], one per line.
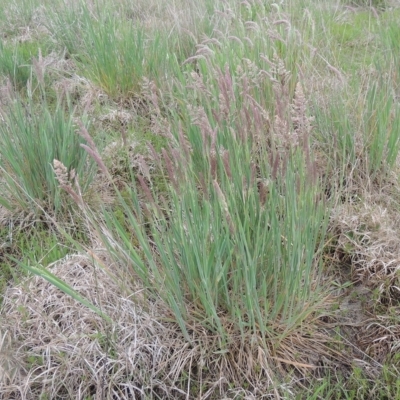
[1, 0, 400, 398]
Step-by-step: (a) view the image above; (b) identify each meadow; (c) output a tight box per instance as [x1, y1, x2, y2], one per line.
[1, 0, 400, 398]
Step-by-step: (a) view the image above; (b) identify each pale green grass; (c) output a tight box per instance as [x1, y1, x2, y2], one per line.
[0, 98, 95, 216]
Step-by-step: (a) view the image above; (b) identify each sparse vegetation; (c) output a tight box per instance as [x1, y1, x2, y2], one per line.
[1, 0, 400, 398]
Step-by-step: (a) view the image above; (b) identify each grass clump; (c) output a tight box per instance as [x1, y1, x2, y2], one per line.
[91, 50, 332, 393]
[0, 40, 48, 91]
[46, 2, 182, 99]
[313, 77, 400, 186]
[0, 98, 95, 218]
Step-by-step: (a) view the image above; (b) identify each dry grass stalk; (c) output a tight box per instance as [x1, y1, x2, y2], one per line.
[217, 65, 234, 120]
[178, 123, 192, 160]
[194, 44, 215, 58]
[76, 120, 96, 151]
[31, 49, 45, 87]
[150, 114, 174, 140]
[221, 148, 232, 179]
[291, 82, 313, 141]
[271, 53, 291, 120]
[141, 77, 161, 117]
[147, 142, 160, 164]
[182, 54, 207, 66]
[186, 71, 212, 98]
[53, 159, 83, 206]
[137, 174, 154, 204]
[162, 148, 178, 192]
[291, 82, 317, 181]
[228, 35, 243, 46]
[274, 114, 291, 148]
[188, 105, 216, 152]
[242, 58, 263, 86]
[77, 121, 110, 179]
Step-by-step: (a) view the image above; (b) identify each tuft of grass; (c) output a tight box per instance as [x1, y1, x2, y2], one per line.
[96, 57, 329, 352]
[46, 2, 183, 99]
[312, 77, 400, 188]
[0, 97, 95, 217]
[362, 80, 400, 177]
[379, 13, 400, 87]
[0, 40, 43, 91]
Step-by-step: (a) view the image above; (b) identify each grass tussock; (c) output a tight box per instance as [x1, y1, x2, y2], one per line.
[0, 97, 96, 218]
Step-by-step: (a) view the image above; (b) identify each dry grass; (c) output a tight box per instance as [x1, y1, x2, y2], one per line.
[0, 251, 344, 399]
[0, 253, 192, 399]
[324, 171, 400, 372]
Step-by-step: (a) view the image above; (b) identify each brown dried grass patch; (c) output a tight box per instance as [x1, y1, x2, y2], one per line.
[326, 177, 400, 370]
[0, 253, 189, 399]
[0, 250, 346, 399]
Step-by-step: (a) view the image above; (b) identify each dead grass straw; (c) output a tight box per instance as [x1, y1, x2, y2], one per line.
[0, 251, 347, 399]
